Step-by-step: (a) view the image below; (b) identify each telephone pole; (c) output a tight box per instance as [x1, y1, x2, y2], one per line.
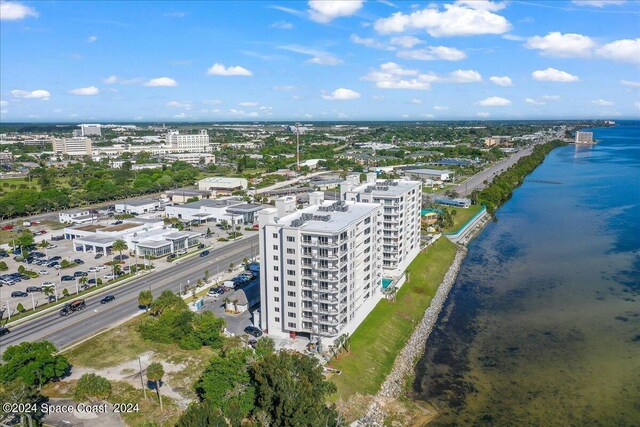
[295, 123, 301, 171]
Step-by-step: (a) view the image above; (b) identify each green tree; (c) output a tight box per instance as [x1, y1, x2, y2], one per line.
[176, 402, 227, 427]
[0, 261, 8, 271]
[254, 337, 275, 358]
[18, 265, 25, 274]
[146, 362, 165, 410]
[60, 259, 71, 269]
[16, 230, 34, 247]
[112, 239, 128, 260]
[16, 303, 25, 313]
[0, 341, 70, 388]
[0, 378, 43, 427]
[148, 289, 187, 316]
[138, 290, 153, 311]
[73, 373, 112, 401]
[251, 351, 339, 426]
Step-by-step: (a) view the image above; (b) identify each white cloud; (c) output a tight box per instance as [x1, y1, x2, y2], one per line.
[433, 105, 449, 110]
[363, 62, 432, 90]
[592, 98, 614, 106]
[446, 69, 482, 83]
[164, 11, 187, 17]
[101, 75, 142, 85]
[1, 109, 8, 115]
[489, 75, 513, 86]
[86, 35, 98, 43]
[322, 88, 361, 100]
[421, 113, 435, 118]
[166, 101, 192, 109]
[207, 63, 253, 76]
[571, 0, 626, 7]
[455, 0, 507, 11]
[525, 98, 545, 105]
[0, 100, 7, 107]
[410, 98, 423, 104]
[308, 55, 343, 65]
[636, 101, 640, 110]
[308, 0, 364, 23]
[620, 80, 640, 88]
[350, 34, 395, 50]
[239, 101, 259, 107]
[173, 112, 189, 119]
[202, 99, 223, 105]
[0, 1, 38, 20]
[273, 85, 296, 91]
[596, 38, 640, 65]
[103, 75, 118, 84]
[532, 68, 579, 82]
[542, 95, 560, 100]
[69, 86, 99, 96]
[397, 46, 466, 61]
[390, 36, 422, 48]
[477, 112, 490, 117]
[271, 21, 293, 29]
[144, 77, 178, 87]
[525, 32, 595, 58]
[373, 2, 511, 37]
[11, 89, 50, 100]
[278, 45, 343, 65]
[372, 95, 385, 100]
[477, 96, 511, 106]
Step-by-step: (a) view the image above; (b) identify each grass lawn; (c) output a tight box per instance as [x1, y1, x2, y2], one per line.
[444, 204, 483, 233]
[329, 237, 457, 400]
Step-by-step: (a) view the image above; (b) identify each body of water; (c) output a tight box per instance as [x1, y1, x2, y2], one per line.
[413, 124, 640, 426]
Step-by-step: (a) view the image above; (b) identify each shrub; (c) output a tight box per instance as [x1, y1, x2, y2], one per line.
[0, 261, 8, 271]
[74, 373, 112, 401]
[60, 259, 70, 268]
[18, 265, 25, 274]
[16, 303, 25, 313]
[62, 288, 69, 297]
[217, 237, 229, 242]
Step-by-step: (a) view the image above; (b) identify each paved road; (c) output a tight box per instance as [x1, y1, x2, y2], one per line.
[0, 235, 258, 353]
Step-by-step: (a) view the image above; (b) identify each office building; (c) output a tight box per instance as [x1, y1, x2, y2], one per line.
[258, 193, 383, 342]
[165, 197, 263, 225]
[405, 168, 454, 182]
[166, 129, 211, 152]
[114, 198, 162, 215]
[52, 137, 93, 156]
[164, 152, 215, 166]
[79, 124, 102, 137]
[575, 131, 594, 144]
[484, 136, 512, 147]
[197, 177, 248, 193]
[341, 174, 422, 275]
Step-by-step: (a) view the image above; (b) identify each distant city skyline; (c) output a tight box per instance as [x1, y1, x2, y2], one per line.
[1, 0, 639, 122]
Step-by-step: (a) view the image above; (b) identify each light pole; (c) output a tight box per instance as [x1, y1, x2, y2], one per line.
[4, 301, 10, 320]
[31, 293, 36, 311]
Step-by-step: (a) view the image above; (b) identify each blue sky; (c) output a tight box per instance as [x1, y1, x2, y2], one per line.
[1, 0, 639, 122]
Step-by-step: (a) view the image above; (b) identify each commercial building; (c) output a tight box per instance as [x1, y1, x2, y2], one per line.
[52, 137, 93, 156]
[484, 136, 512, 147]
[165, 197, 263, 225]
[341, 174, 422, 275]
[63, 218, 201, 257]
[0, 151, 13, 164]
[166, 130, 211, 152]
[575, 131, 594, 144]
[79, 124, 102, 137]
[163, 188, 211, 204]
[114, 198, 162, 215]
[258, 194, 383, 342]
[405, 168, 454, 182]
[164, 152, 215, 166]
[197, 177, 248, 194]
[59, 209, 97, 224]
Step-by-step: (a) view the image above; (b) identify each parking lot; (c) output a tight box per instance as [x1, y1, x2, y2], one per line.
[0, 216, 260, 317]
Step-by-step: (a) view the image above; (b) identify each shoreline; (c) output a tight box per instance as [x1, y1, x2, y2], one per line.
[356, 141, 565, 425]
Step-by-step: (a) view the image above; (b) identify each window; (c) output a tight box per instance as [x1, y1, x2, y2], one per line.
[287, 302, 296, 307]
[288, 312, 297, 318]
[286, 248, 295, 254]
[286, 259, 296, 265]
[287, 236, 295, 242]
[287, 270, 296, 276]
[287, 291, 296, 297]
[272, 233, 278, 238]
[275, 317, 280, 322]
[273, 276, 279, 282]
[273, 266, 279, 271]
[273, 245, 278, 250]
[274, 295, 279, 301]
[287, 280, 296, 286]
[273, 255, 278, 261]
[287, 322, 297, 328]
[275, 307, 280, 312]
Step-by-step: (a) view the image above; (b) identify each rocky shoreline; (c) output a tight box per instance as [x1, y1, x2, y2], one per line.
[360, 247, 467, 426]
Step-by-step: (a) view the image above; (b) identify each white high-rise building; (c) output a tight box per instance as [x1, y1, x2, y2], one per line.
[79, 124, 102, 137]
[341, 174, 422, 275]
[258, 193, 383, 342]
[166, 129, 211, 152]
[575, 131, 594, 144]
[52, 137, 93, 156]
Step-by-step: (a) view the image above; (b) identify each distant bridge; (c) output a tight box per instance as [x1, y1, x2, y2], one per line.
[526, 179, 563, 185]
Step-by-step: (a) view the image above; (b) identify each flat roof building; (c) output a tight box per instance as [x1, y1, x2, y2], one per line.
[114, 198, 162, 215]
[52, 137, 93, 156]
[165, 197, 254, 225]
[79, 124, 102, 137]
[166, 129, 211, 153]
[197, 177, 248, 193]
[258, 194, 383, 343]
[405, 168, 454, 182]
[575, 131, 594, 144]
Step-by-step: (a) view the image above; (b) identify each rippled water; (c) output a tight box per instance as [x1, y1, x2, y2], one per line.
[413, 124, 640, 426]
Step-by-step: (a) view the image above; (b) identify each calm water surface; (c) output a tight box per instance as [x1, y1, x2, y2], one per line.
[413, 125, 640, 426]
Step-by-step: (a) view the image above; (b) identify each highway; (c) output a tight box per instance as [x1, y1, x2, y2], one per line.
[0, 235, 258, 353]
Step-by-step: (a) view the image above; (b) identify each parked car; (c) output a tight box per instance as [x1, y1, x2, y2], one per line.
[42, 282, 55, 287]
[74, 271, 88, 277]
[207, 287, 224, 297]
[51, 235, 65, 241]
[59, 299, 86, 316]
[167, 254, 177, 261]
[1, 225, 13, 231]
[11, 291, 28, 298]
[94, 253, 103, 259]
[88, 278, 96, 284]
[38, 230, 48, 235]
[73, 259, 85, 265]
[26, 286, 42, 293]
[31, 220, 41, 225]
[103, 274, 116, 280]
[244, 326, 263, 338]
[100, 295, 115, 304]
[61, 275, 74, 281]
[177, 249, 187, 255]
[197, 243, 206, 249]
[114, 254, 129, 261]
[112, 220, 123, 225]
[38, 269, 49, 275]
[47, 245, 57, 249]
[200, 250, 210, 257]
[95, 265, 107, 271]
[50, 256, 62, 261]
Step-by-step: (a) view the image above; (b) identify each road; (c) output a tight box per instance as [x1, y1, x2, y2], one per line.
[0, 235, 258, 353]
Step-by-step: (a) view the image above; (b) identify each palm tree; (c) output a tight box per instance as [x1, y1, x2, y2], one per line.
[38, 240, 49, 259]
[79, 276, 88, 291]
[111, 240, 127, 278]
[146, 362, 164, 410]
[138, 290, 153, 311]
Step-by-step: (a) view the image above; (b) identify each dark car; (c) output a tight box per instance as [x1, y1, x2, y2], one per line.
[74, 271, 88, 277]
[11, 291, 28, 297]
[26, 286, 42, 293]
[47, 262, 60, 268]
[197, 243, 206, 249]
[31, 252, 45, 258]
[61, 275, 74, 281]
[88, 278, 96, 284]
[244, 326, 263, 338]
[50, 256, 62, 261]
[112, 220, 123, 225]
[114, 254, 129, 261]
[59, 299, 86, 316]
[100, 295, 115, 304]
[0, 326, 9, 336]
[0, 251, 8, 258]
[167, 254, 177, 261]
[199, 250, 210, 257]
[94, 253, 103, 259]
[73, 259, 85, 265]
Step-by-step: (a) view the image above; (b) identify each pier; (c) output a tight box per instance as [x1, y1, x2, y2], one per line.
[525, 178, 563, 185]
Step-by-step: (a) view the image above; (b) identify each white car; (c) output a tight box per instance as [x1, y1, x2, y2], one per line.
[103, 274, 116, 280]
[42, 281, 55, 287]
[96, 265, 107, 271]
[38, 269, 49, 275]
[47, 244, 57, 249]
[53, 265, 62, 269]
[88, 267, 98, 272]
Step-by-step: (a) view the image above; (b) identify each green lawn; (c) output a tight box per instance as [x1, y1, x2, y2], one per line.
[329, 237, 457, 400]
[445, 204, 483, 233]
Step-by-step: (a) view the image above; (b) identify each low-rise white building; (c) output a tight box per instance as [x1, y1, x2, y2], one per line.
[164, 197, 264, 225]
[405, 168, 454, 182]
[52, 137, 93, 156]
[114, 198, 162, 215]
[258, 194, 383, 342]
[59, 209, 97, 224]
[197, 177, 248, 193]
[164, 153, 215, 166]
